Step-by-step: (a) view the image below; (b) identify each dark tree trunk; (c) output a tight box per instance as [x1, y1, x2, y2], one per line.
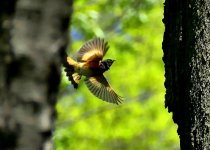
[0, 0, 72, 149]
[162, 0, 209, 149]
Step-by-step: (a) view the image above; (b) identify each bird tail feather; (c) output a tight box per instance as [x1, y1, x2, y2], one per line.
[72, 73, 81, 84]
[67, 57, 79, 67]
[62, 55, 79, 88]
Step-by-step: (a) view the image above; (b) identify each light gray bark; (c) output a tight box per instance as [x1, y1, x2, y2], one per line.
[0, 0, 72, 149]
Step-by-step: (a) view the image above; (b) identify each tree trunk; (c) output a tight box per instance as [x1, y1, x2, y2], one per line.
[162, 0, 209, 149]
[0, 0, 72, 149]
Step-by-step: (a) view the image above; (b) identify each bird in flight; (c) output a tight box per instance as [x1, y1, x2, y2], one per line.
[63, 37, 122, 104]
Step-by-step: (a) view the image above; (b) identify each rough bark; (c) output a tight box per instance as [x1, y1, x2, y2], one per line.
[0, 0, 72, 149]
[162, 0, 210, 149]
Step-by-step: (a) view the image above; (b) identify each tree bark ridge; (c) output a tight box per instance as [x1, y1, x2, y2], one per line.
[163, 0, 210, 149]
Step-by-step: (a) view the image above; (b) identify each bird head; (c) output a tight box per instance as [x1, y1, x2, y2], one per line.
[100, 59, 115, 71]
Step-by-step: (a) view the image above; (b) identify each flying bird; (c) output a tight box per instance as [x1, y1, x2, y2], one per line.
[63, 37, 122, 104]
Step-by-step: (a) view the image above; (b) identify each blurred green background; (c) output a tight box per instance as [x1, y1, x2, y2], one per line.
[54, 0, 180, 149]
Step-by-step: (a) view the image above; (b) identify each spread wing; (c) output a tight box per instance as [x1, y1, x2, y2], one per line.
[84, 75, 122, 104]
[76, 38, 109, 63]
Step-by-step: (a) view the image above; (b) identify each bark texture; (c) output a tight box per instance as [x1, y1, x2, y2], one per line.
[0, 0, 72, 149]
[162, 0, 210, 149]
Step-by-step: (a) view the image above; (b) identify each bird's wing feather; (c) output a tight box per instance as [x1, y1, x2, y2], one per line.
[84, 75, 122, 104]
[76, 38, 109, 63]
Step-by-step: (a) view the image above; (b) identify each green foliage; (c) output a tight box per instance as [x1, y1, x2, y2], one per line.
[54, 0, 180, 149]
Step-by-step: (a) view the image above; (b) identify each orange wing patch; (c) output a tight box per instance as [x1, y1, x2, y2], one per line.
[80, 49, 102, 62]
[76, 38, 109, 63]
